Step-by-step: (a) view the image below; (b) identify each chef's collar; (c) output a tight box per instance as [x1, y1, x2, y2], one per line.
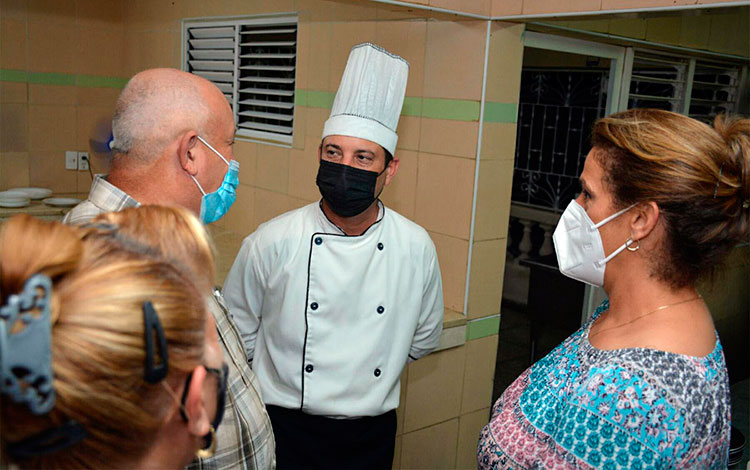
[317, 199, 384, 236]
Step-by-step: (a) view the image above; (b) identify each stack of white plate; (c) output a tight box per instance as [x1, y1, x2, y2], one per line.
[0, 191, 31, 208]
[6, 187, 53, 200]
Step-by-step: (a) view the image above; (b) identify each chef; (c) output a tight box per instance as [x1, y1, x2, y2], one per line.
[222, 43, 444, 469]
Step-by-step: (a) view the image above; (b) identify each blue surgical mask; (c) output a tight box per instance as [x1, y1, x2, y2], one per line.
[190, 136, 239, 224]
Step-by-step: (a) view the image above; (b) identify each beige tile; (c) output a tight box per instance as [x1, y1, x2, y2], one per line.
[75, 0, 123, 28]
[77, 170, 96, 193]
[404, 343, 466, 432]
[224, 183, 256, 236]
[254, 188, 295, 227]
[0, 152, 30, 188]
[305, 107, 328, 142]
[381, 149, 417, 220]
[392, 434, 402, 469]
[566, 19, 610, 33]
[77, 27, 125, 77]
[419, 118, 478, 159]
[485, 22, 524, 104]
[0, 103, 28, 152]
[600, 0, 675, 8]
[467, 239, 505, 319]
[329, 0, 380, 21]
[678, 16, 711, 51]
[0, 82, 28, 104]
[424, 21, 485, 101]
[522, 0, 601, 14]
[296, 0, 335, 22]
[306, 22, 333, 92]
[124, 0, 184, 32]
[28, 151, 78, 193]
[28, 105, 77, 152]
[456, 408, 490, 469]
[292, 106, 307, 150]
[461, 335, 498, 413]
[76, 105, 112, 149]
[401, 418, 459, 469]
[27, 21, 78, 74]
[29, 84, 77, 105]
[27, 0, 76, 25]
[396, 115, 421, 152]
[431, 0, 491, 15]
[1, 0, 27, 20]
[123, 30, 179, 76]
[287, 140, 320, 202]
[491, 0, 523, 16]
[644, 16, 682, 46]
[708, 13, 748, 57]
[415, 152, 475, 239]
[1, 19, 27, 69]
[608, 17, 647, 39]
[397, 367, 408, 436]
[329, 21, 378, 91]
[375, 20, 427, 97]
[76, 87, 121, 107]
[481, 122, 516, 161]
[473, 158, 513, 241]
[431, 232, 468, 313]
[255, 145, 290, 193]
[233, 141, 257, 187]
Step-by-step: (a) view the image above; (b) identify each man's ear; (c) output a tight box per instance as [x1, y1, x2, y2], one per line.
[384, 157, 400, 186]
[630, 201, 660, 243]
[184, 365, 211, 438]
[178, 131, 200, 176]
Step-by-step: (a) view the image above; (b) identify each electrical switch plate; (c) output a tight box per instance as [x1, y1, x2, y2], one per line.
[65, 151, 78, 170]
[77, 152, 89, 171]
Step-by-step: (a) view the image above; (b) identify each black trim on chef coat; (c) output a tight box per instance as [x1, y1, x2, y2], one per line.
[299, 201, 386, 411]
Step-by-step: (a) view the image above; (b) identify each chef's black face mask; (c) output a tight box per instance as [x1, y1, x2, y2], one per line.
[316, 159, 387, 217]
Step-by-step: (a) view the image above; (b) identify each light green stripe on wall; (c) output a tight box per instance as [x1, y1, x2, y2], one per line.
[466, 315, 500, 340]
[0, 69, 28, 82]
[0, 69, 128, 88]
[422, 97, 480, 121]
[484, 102, 517, 123]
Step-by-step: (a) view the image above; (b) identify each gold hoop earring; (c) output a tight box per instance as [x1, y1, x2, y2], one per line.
[626, 238, 640, 252]
[195, 426, 217, 459]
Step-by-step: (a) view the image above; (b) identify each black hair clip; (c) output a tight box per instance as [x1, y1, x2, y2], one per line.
[143, 301, 168, 383]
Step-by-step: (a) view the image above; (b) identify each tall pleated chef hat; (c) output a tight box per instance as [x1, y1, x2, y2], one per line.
[322, 43, 409, 155]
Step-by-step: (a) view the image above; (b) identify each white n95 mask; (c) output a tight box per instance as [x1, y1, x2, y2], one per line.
[552, 200, 635, 287]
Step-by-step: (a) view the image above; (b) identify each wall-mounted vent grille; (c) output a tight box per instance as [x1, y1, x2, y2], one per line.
[183, 16, 298, 145]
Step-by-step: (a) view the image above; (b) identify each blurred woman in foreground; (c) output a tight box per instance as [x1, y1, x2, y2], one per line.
[0, 206, 225, 469]
[479, 109, 749, 469]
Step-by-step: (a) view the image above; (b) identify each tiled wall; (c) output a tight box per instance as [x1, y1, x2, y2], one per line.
[0, 0, 126, 194]
[396, 0, 745, 19]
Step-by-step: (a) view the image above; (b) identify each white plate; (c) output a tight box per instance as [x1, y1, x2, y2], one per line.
[42, 197, 81, 207]
[0, 198, 29, 208]
[6, 187, 53, 200]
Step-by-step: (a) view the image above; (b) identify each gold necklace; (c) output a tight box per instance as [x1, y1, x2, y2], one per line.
[589, 295, 703, 338]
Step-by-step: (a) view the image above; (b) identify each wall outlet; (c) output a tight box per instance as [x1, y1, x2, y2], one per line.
[78, 152, 90, 171]
[65, 151, 78, 170]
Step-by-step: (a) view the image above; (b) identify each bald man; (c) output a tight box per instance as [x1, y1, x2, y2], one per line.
[65, 68, 276, 470]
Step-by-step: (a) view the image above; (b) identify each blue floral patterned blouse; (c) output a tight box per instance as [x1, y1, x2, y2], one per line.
[478, 301, 731, 469]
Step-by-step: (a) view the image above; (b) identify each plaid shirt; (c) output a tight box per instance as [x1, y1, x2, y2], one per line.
[65, 176, 276, 470]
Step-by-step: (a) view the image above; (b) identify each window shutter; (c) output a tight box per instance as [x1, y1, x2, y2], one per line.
[689, 60, 742, 123]
[185, 26, 236, 105]
[627, 51, 690, 112]
[183, 16, 298, 146]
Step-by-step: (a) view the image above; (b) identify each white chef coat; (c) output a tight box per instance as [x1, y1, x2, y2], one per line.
[223, 201, 443, 418]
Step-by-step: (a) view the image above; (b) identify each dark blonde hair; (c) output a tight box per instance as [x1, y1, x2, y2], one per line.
[0, 213, 209, 468]
[93, 205, 217, 291]
[592, 109, 750, 287]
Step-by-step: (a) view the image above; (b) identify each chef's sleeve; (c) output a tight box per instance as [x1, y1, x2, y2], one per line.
[222, 234, 266, 362]
[408, 245, 444, 361]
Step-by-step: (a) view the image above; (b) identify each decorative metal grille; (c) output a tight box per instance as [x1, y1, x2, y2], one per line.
[512, 69, 608, 211]
[689, 61, 742, 123]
